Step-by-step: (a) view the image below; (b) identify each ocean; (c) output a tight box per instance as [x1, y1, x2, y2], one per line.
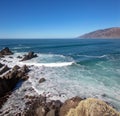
[0, 39, 120, 110]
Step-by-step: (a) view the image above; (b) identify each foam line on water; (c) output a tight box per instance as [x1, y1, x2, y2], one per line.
[19, 62, 74, 67]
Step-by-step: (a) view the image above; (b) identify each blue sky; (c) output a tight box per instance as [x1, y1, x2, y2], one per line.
[0, 0, 120, 38]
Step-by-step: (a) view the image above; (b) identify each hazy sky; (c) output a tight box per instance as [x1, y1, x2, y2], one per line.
[0, 0, 120, 38]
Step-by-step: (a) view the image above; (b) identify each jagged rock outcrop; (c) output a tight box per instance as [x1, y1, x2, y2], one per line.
[67, 98, 120, 116]
[21, 52, 37, 61]
[59, 96, 82, 116]
[79, 27, 120, 39]
[0, 47, 13, 57]
[23, 95, 63, 116]
[0, 65, 29, 98]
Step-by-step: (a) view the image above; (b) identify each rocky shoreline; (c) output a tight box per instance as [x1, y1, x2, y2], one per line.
[0, 47, 120, 116]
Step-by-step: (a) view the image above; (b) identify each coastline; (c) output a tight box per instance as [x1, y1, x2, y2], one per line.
[0, 47, 120, 116]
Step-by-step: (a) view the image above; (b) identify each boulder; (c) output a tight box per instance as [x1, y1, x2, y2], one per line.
[0, 65, 10, 75]
[39, 78, 46, 83]
[21, 52, 37, 61]
[67, 98, 120, 116]
[59, 96, 82, 116]
[0, 47, 13, 56]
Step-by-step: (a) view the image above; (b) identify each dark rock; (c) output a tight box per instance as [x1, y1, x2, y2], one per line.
[0, 65, 10, 75]
[17, 56, 22, 59]
[0, 63, 4, 68]
[59, 96, 82, 116]
[39, 78, 46, 83]
[0, 47, 13, 57]
[9, 56, 13, 58]
[21, 52, 37, 61]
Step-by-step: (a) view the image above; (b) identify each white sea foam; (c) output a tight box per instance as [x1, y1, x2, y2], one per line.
[19, 62, 74, 67]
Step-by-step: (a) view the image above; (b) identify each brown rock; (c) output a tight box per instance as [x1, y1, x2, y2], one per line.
[0, 47, 13, 56]
[21, 65, 30, 73]
[59, 96, 82, 116]
[13, 65, 20, 71]
[67, 98, 120, 116]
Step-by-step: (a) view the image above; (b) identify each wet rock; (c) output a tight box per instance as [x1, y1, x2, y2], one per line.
[0, 63, 4, 68]
[20, 65, 30, 73]
[9, 56, 13, 58]
[39, 78, 46, 83]
[0, 47, 13, 57]
[0, 65, 29, 99]
[67, 98, 120, 116]
[17, 56, 22, 59]
[21, 52, 37, 61]
[13, 65, 20, 71]
[59, 96, 82, 116]
[0, 65, 10, 75]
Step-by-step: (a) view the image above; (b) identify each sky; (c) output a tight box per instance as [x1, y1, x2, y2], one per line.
[0, 0, 120, 38]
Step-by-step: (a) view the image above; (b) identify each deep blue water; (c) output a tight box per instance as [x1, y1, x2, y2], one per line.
[0, 39, 120, 110]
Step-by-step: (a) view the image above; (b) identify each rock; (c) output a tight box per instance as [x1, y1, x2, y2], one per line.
[0, 47, 13, 56]
[21, 52, 37, 61]
[46, 109, 55, 116]
[20, 65, 30, 73]
[9, 56, 13, 58]
[67, 98, 120, 116]
[17, 56, 22, 59]
[0, 63, 4, 68]
[0, 65, 10, 75]
[13, 65, 20, 71]
[39, 78, 46, 83]
[59, 96, 82, 116]
[0, 65, 29, 98]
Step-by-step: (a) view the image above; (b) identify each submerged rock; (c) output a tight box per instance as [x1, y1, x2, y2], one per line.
[21, 52, 37, 61]
[67, 98, 120, 116]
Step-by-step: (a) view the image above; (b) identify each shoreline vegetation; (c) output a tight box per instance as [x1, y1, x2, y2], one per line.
[0, 47, 120, 116]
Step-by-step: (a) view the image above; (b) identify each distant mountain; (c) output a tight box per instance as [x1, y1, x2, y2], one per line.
[78, 27, 120, 39]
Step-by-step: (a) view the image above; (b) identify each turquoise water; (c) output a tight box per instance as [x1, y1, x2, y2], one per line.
[0, 39, 120, 110]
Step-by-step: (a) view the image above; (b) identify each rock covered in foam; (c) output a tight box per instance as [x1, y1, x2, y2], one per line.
[21, 52, 37, 61]
[67, 98, 120, 116]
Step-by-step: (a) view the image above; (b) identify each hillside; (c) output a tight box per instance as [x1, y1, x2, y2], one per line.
[78, 27, 120, 39]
